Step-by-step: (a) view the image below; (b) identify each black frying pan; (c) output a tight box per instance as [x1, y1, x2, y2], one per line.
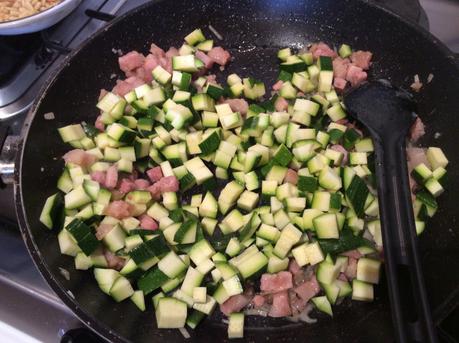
[12, 0, 459, 342]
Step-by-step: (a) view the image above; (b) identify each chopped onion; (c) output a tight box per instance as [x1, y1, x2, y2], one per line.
[67, 290, 75, 299]
[294, 266, 314, 285]
[410, 81, 423, 92]
[209, 24, 223, 40]
[299, 304, 317, 324]
[363, 229, 373, 241]
[44, 112, 55, 120]
[179, 327, 190, 339]
[367, 183, 377, 195]
[111, 48, 123, 56]
[244, 308, 268, 317]
[286, 305, 316, 324]
[378, 79, 392, 87]
[427, 73, 434, 83]
[411, 74, 423, 92]
[335, 297, 345, 306]
[59, 267, 70, 281]
[285, 315, 300, 323]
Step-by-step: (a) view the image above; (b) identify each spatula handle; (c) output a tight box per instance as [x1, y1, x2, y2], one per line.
[373, 134, 437, 343]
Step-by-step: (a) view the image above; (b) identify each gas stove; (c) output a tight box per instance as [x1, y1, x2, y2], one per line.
[0, 0, 457, 342]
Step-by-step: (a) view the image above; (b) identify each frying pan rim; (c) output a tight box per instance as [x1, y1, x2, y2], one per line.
[13, 1, 459, 342]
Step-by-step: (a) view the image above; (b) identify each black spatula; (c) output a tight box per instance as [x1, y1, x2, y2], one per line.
[344, 81, 437, 343]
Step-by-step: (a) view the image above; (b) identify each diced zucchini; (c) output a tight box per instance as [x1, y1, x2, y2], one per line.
[158, 251, 187, 279]
[273, 224, 302, 259]
[426, 147, 448, 169]
[228, 313, 245, 339]
[110, 276, 134, 302]
[190, 240, 215, 266]
[338, 44, 352, 58]
[58, 124, 85, 143]
[352, 280, 374, 301]
[236, 251, 268, 279]
[130, 290, 146, 311]
[173, 55, 199, 72]
[317, 261, 340, 285]
[40, 193, 64, 230]
[222, 275, 243, 296]
[75, 252, 93, 270]
[193, 295, 216, 315]
[356, 258, 381, 284]
[94, 268, 120, 297]
[312, 296, 333, 316]
[156, 297, 187, 328]
[185, 28, 206, 46]
[267, 255, 289, 273]
[314, 213, 339, 239]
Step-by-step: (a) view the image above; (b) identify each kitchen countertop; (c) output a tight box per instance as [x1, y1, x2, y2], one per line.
[420, 0, 459, 53]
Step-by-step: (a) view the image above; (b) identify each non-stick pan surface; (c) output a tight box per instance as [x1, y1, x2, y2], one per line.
[15, 0, 459, 342]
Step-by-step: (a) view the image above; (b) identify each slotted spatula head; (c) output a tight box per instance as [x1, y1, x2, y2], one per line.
[343, 80, 438, 343]
[343, 80, 417, 139]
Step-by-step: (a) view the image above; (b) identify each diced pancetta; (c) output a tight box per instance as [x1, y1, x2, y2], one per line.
[139, 214, 158, 230]
[95, 223, 113, 241]
[159, 176, 179, 193]
[63, 149, 97, 167]
[284, 169, 298, 185]
[406, 147, 429, 172]
[104, 249, 126, 270]
[272, 80, 284, 91]
[134, 178, 151, 190]
[331, 144, 348, 165]
[333, 77, 347, 92]
[274, 96, 289, 112]
[220, 288, 254, 316]
[252, 295, 266, 308]
[207, 47, 231, 66]
[95, 115, 105, 131]
[293, 275, 320, 301]
[341, 249, 363, 259]
[91, 171, 106, 185]
[147, 167, 163, 183]
[350, 51, 373, 70]
[345, 65, 368, 87]
[268, 291, 292, 317]
[149, 43, 165, 57]
[147, 183, 162, 200]
[409, 117, 425, 143]
[118, 178, 136, 194]
[104, 200, 132, 219]
[310, 42, 337, 59]
[344, 257, 358, 280]
[195, 50, 215, 69]
[223, 98, 249, 115]
[104, 165, 118, 189]
[260, 271, 293, 293]
[288, 259, 302, 275]
[118, 51, 145, 73]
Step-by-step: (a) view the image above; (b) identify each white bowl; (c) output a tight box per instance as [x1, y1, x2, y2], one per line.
[0, 0, 82, 35]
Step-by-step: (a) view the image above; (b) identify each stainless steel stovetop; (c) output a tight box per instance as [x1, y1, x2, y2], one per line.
[0, 0, 457, 342]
